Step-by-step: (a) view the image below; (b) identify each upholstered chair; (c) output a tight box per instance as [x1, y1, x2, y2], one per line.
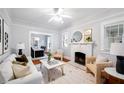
[86, 56, 113, 84]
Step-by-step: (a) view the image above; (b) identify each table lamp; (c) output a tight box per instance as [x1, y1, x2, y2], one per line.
[17, 42, 25, 55]
[110, 43, 124, 74]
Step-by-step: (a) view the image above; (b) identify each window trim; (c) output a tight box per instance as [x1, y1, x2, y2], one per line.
[101, 17, 124, 52]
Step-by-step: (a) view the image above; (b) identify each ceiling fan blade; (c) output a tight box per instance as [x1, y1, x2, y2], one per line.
[61, 15, 72, 18]
[48, 16, 55, 23]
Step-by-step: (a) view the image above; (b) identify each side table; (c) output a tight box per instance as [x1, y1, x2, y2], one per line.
[104, 67, 124, 84]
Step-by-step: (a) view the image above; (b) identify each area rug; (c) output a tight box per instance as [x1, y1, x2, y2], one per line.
[41, 62, 95, 84]
[32, 59, 41, 65]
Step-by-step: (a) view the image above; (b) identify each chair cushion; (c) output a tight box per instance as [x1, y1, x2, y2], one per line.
[86, 64, 96, 74]
[96, 55, 108, 63]
[12, 64, 31, 79]
[0, 60, 14, 83]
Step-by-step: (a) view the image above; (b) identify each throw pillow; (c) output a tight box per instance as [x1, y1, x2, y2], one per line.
[0, 60, 14, 83]
[21, 54, 28, 62]
[12, 61, 27, 66]
[12, 64, 31, 79]
[15, 54, 28, 63]
[15, 57, 23, 62]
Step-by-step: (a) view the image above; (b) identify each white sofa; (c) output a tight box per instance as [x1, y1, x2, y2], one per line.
[0, 54, 43, 84]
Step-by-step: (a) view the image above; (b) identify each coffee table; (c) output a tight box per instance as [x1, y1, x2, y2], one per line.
[40, 58, 65, 81]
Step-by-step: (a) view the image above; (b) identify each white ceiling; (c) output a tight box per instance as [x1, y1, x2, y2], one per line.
[7, 8, 124, 30]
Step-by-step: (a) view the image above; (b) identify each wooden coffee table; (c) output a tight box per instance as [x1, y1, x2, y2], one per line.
[40, 58, 65, 81]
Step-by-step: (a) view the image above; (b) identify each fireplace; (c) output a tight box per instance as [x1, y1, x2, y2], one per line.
[75, 52, 86, 65]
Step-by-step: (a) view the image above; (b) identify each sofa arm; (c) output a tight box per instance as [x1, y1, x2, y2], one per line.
[86, 56, 96, 64]
[6, 72, 43, 84]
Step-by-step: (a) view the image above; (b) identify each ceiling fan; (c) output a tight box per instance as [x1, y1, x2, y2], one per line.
[48, 8, 72, 24]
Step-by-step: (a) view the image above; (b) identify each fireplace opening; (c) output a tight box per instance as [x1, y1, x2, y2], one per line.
[75, 52, 86, 65]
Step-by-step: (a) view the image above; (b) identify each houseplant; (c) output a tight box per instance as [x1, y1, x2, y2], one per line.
[48, 52, 52, 62]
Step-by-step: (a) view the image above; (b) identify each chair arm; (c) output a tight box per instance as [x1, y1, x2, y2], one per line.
[6, 72, 43, 84]
[96, 61, 113, 70]
[86, 56, 96, 64]
[95, 61, 113, 84]
[95, 61, 113, 74]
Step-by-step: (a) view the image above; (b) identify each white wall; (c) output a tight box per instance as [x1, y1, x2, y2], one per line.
[60, 12, 124, 57]
[0, 9, 12, 62]
[11, 23, 60, 56]
[31, 34, 48, 47]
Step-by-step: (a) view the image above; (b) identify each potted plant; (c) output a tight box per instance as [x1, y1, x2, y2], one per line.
[48, 52, 52, 62]
[86, 36, 92, 42]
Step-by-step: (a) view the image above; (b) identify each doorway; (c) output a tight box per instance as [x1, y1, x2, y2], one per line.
[29, 31, 52, 58]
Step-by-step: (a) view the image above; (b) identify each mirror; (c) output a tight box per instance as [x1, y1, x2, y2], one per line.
[84, 29, 92, 42]
[72, 31, 82, 42]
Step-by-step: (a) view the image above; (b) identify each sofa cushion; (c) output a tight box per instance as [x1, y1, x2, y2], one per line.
[12, 64, 31, 79]
[5, 54, 17, 62]
[0, 60, 14, 83]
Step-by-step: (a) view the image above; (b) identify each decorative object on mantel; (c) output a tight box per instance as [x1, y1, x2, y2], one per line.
[71, 31, 82, 42]
[84, 29, 92, 42]
[110, 43, 124, 74]
[17, 42, 25, 55]
[72, 42, 94, 45]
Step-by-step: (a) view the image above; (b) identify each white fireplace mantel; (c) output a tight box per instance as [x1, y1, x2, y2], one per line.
[71, 42, 94, 61]
[71, 42, 94, 45]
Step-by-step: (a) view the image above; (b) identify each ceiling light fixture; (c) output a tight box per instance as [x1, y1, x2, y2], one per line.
[48, 8, 72, 24]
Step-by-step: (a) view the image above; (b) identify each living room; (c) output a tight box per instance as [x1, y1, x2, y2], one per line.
[0, 8, 124, 84]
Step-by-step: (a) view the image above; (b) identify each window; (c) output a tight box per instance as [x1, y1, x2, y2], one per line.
[62, 32, 69, 48]
[104, 23, 124, 51]
[47, 36, 51, 51]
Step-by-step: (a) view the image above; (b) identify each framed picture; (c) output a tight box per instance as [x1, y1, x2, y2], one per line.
[3, 20, 9, 53]
[0, 17, 3, 55]
[84, 29, 92, 42]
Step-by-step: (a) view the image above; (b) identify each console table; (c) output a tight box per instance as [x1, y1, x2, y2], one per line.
[31, 47, 44, 58]
[104, 67, 124, 84]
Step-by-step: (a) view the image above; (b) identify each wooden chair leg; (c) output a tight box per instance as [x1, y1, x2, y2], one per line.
[95, 74, 101, 84]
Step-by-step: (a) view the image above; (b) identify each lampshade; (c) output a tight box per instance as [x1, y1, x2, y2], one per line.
[110, 43, 124, 56]
[17, 42, 25, 49]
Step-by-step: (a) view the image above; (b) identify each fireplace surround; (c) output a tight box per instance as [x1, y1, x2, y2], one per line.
[75, 52, 86, 65]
